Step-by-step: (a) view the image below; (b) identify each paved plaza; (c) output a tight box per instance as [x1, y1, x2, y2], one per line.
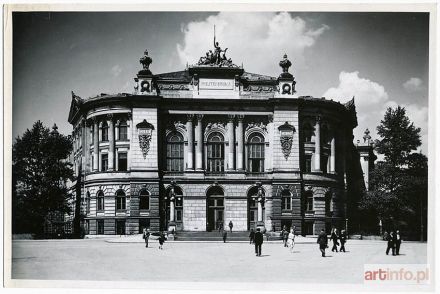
[11, 238, 427, 284]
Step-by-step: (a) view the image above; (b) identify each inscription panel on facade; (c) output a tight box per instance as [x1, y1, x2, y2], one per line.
[199, 78, 234, 90]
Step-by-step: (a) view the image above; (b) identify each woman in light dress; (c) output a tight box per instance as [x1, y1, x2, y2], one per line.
[287, 228, 295, 253]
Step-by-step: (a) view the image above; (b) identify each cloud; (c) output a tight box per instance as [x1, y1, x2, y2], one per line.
[323, 71, 427, 154]
[403, 77, 423, 92]
[110, 65, 122, 77]
[177, 12, 329, 76]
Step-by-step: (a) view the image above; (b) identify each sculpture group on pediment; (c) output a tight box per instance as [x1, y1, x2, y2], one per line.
[246, 122, 268, 133]
[197, 33, 236, 67]
[205, 122, 226, 132]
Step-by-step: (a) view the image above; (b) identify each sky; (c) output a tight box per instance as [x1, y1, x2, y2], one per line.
[12, 12, 429, 153]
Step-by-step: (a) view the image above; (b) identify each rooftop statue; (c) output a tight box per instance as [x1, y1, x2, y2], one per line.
[196, 26, 236, 67]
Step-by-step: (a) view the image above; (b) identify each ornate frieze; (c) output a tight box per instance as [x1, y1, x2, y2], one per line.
[166, 120, 187, 132]
[242, 85, 275, 92]
[157, 83, 189, 91]
[205, 122, 226, 132]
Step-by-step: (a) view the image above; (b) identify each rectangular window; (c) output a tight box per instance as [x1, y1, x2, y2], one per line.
[119, 126, 128, 141]
[321, 155, 328, 174]
[97, 220, 104, 234]
[116, 197, 126, 210]
[101, 154, 108, 171]
[116, 220, 126, 235]
[207, 143, 224, 172]
[101, 127, 108, 142]
[118, 152, 127, 171]
[176, 210, 182, 222]
[248, 144, 264, 172]
[139, 219, 150, 233]
[306, 196, 313, 211]
[85, 220, 90, 235]
[305, 155, 312, 173]
[97, 196, 104, 211]
[166, 143, 184, 171]
[86, 197, 90, 214]
[282, 197, 291, 210]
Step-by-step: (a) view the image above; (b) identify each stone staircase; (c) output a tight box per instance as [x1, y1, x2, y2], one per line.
[174, 231, 249, 241]
[173, 231, 283, 241]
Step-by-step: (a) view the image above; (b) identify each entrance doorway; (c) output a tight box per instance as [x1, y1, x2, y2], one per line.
[206, 186, 224, 231]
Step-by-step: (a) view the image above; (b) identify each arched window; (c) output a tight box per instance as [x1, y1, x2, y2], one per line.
[97, 190, 104, 211]
[303, 123, 313, 143]
[247, 133, 265, 173]
[116, 189, 126, 210]
[207, 132, 224, 172]
[139, 189, 150, 210]
[166, 132, 184, 172]
[118, 120, 128, 141]
[281, 190, 292, 210]
[101, 121, 108, 142]
[304, 190, 313, 211]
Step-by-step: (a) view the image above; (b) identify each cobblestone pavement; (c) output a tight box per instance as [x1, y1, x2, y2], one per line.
[11, 239, 427, 284]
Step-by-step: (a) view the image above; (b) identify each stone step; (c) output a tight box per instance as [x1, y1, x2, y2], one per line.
[173, 231, 282, 241]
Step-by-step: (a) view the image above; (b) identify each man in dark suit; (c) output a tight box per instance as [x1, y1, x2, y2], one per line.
[317, 229, 328, 257]
[386, 231, 395, 255]
[395, 230, 402, 255]
[254, 228, 264, 256]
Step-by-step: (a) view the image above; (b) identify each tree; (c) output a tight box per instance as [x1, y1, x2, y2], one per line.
[375, 106, 421, 167]
[359, 106, 426, 239]
[12, 121, 74, 235]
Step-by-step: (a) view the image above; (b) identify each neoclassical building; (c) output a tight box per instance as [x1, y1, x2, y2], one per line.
[67, 40, 371, 235]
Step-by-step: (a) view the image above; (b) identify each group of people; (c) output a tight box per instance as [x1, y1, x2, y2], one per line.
[317, 228, 347, 257]
[384, 230, 402, 256]
[142, 228, 166, 250]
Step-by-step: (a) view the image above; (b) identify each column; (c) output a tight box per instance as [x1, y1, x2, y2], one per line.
[330, 135, 336, 173]
[236, 115, 244, 170]
[186, 114, 194, 170]
[169, 200, 175, 222]
[83, 120, 89, 172]
[195, 114, 204, 170]
[314, 116, 321, 172]
[107, 114, 115, 171]
[257, 200, 263, 222]
[227, 115, 235, 170]
[93, 118, 99, 171]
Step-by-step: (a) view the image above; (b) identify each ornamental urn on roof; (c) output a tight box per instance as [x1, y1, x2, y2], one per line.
[139, 50, 153, 75]
[278, 53, 293, 79]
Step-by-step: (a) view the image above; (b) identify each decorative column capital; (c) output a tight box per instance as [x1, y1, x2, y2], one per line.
[227, 114, 235, 122]
[187, 114, 195, 122]
[107, 113, 114, 122]
[315, 115, 322, 124]
[127, 112, 132, 120]
[196, 114, 204, 121]
[268, 114, 274, 123]
[237, 115, 245, 122]
[92, 116, 98, 124]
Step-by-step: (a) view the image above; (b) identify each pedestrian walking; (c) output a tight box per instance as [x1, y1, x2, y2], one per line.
[282, 227, 289, 247]
[317, 229, 328, 257]
[287, 228, 295, 253]
[218, 222, 223, 233]
[142, 227, 150, 248]
[395, 230, 402, 255]
[158, 231, 165, 250]
[222, 229, 228, 243]
[339, 229, 347, 252]
[249, 228, 255, 244]
[254, 228, 264, 256]
[229, 221, 234, 233]
[386, 231, 395, 255]
[383, 231, 389, 241]
[331, 228, 339, 252]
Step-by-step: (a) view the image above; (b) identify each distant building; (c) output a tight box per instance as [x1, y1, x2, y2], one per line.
[67, 39, 373, 235]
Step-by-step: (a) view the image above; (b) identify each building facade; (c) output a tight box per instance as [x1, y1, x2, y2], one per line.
[67, 42, 368, 235]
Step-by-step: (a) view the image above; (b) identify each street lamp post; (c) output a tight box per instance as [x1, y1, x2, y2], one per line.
[254, 182, 265, 231]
